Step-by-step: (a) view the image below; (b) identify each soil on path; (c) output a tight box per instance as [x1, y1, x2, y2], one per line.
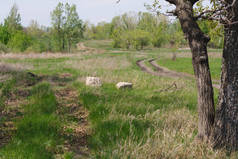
[137, 58, 220, 89]
[56, 88, 90, 158]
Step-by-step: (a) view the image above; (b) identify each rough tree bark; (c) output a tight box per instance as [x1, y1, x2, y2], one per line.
[212, 0, 238, 150]
[166, 0, 215, 140]
[150, 0, 238, 149]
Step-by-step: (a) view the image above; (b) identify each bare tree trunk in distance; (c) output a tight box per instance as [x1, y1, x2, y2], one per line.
[212, 1, 238, 150]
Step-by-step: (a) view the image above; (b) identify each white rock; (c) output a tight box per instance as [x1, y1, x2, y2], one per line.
[86, 77, 102, 87]
[116, 82, 133, 89]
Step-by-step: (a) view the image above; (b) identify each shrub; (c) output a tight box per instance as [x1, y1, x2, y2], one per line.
[132, 30, 151, 50]
[25, 37, 52, 53]
[7, 31, 32, 52]
[112, 29, 123, 48]
[113, 29, 151, 50]
[0, 25, 11, 45]
[0, 42, 9, 53]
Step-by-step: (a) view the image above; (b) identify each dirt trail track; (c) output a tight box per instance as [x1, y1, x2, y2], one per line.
[137, 58, 220, 89]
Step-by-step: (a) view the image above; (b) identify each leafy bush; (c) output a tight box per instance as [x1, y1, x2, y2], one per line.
[25, 37, 53, 53]
[112, 29, 123, 48]
[113, 29, 151, 50]
[0, 25, 11, 45]
[133, 30, 151, 50]
[0, 42, 9, 53]
[7, 31, 32, 52]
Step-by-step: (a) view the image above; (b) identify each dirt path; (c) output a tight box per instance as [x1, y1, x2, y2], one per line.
[137, 58, 220, 89]
[56, 88, 90, 158]
[77, 42, 104, 54]
[0, 68, 90, 158]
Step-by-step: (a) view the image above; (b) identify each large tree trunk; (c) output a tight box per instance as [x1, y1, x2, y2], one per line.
[175, 0, 215, 140]
[212, 2, 238, 150]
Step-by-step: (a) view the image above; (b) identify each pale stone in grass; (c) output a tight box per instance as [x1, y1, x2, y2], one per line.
[86, 77, 102, 87]
[116, 82, 133, 89]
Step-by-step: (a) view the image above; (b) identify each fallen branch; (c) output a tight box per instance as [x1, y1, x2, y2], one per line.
[155, 82, 178, 93]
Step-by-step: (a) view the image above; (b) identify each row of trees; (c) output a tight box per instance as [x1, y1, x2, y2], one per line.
[0, 3, 84, 53]
[84, 12, 224, 50]
[0, 3, 224, 53]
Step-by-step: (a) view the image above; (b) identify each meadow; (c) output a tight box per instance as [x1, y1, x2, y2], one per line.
[1, 40, 237, 159]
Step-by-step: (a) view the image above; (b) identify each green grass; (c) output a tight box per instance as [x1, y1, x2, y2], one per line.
[0, 83, 62, 159]
[84, 40, 115, 50]
[1, 40, 234, 158]
[157, 57, 222, 80]
[76, 79, 199, 157]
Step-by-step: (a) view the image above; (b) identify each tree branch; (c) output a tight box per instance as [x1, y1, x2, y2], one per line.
[190, 0, 200, 5]
[166, 10, 177, 16]
[165, 0, 177, 5]
[195, 9, 221, 20]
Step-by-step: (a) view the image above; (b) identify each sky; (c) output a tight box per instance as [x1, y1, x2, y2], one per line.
[0, 0, 169, 27]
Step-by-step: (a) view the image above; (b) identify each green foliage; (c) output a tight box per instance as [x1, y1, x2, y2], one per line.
[0, 3, 225, 54]
[26, 21, 56, 53]
[151, 22, 169, 47]
[0, 42, 9, 53]
[4, 3, 22, 33]
[86, 11, 224, 49]
[93, 12, 188, 49]
[26, 35, 53, 53]
[0, 25, 11, 45]
[198, 20, 224, 48]
[51, 2, 65, 52]
[64, 3, 84, 52]
[0, 2, 86, 53]
[0, 4, 33, 52]
[51, 2, 84, 52]
[112, 28, 123, 48]
[113, 29, 151, 50]
[7, 31, 32, 52]
[131, 30, 152, 50]
[85, 22, 113, 40]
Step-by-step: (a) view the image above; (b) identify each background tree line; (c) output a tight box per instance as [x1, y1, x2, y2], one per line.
[84, 12, 224, 50]
[0, 3, 84, 53]
[0, 3, 224, 53]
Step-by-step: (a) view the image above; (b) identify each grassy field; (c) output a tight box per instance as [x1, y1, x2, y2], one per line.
[1, 40, 237, 158]
[157, 57, 222, 80]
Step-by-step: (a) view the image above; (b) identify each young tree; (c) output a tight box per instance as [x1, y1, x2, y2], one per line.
[51, 3, 84, 52]
[2, 3, 32, 52]
[8, 31, 31, 52]
[4, 3, 22, 33]
[51, 2, 65, 52]
[0, 24, 11, 45]
[26, 20, 53, 53]
[64, 3, 84, 52]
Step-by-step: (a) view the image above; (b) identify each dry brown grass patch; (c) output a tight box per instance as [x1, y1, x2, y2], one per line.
[107, 108, 236, 159]
[67, 56, 131, 72]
